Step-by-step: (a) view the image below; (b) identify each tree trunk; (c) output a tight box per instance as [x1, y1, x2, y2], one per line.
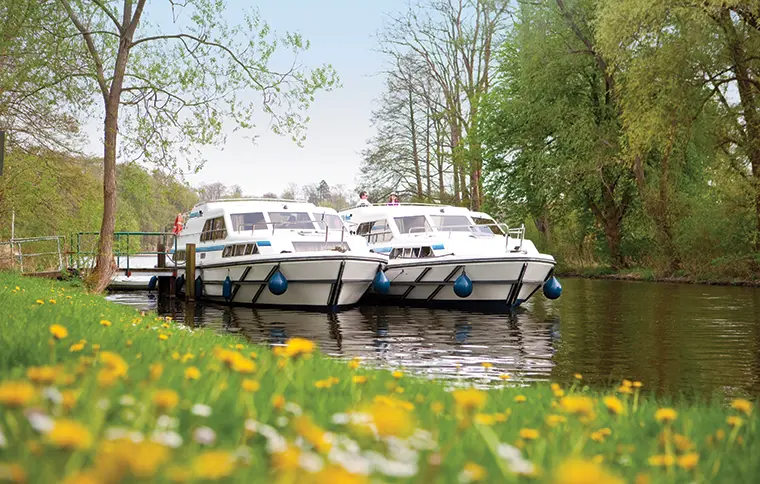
[409, 88, 422, 199]
[721, 11, 760, 251]
[425, 106, 432, 200]
[92, 2, 145, 291]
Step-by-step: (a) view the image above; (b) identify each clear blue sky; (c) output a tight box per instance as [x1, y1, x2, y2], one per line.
[150, 0, 408, 196]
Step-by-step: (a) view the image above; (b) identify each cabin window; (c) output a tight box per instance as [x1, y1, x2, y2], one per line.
[390, 246, 434, 259]
[429, 215, 472, 232]
[472, 216, 504, 235]
[393, 216, 431, 235]
[223, 244, 259, 258]
[314, 213, 344, 231]
[231, 212, 267, 232]
[357, 220, 392, 243]
[244, 244, 255, 255]
[234, 244, 246, 256]
[222, 246, 234, 257]
[201, 216, 227, 241]
[268, 212, 315, 230]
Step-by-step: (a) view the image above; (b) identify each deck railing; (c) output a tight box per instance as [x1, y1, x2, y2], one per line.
[70, 232, 178, 274]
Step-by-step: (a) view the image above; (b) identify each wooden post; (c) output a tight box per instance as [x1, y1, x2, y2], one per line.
[186, 243, 196, 301]
[156, 242, 171, 299]
[157, 242, 166, 268]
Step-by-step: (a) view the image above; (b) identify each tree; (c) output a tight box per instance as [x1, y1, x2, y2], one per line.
[381, 0, 511, 209]
[482, 0, 635, 267]
[54, 0, 338, 291]
[597, 0, 760, 253]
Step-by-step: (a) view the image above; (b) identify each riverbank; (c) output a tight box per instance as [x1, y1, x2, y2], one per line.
[1, 272, 758, 483]
[556, 266, 760, 287]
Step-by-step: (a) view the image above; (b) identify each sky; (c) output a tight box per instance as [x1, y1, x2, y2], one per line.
[85, 0, 408, 197]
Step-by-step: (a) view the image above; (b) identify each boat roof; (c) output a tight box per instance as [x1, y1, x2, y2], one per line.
[190, 198, 338, 216]
[338, 203, 474, 219]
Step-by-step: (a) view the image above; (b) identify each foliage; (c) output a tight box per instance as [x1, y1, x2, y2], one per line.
[1, 273, 759, 482]
[0, 149, 198, 240]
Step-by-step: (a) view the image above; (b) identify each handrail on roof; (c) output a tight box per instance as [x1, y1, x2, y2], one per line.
[199, 197, 308, 204]
[342, 202, 456, 211]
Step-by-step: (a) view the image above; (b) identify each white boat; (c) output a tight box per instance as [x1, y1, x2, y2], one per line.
[338, 203, 561, 311]
[173, 199, 388, 310]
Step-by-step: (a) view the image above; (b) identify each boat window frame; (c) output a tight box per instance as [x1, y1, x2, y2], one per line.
[393, 215, 433, 235]
[356, 219, 393, 243]
[472, 216, 504, 235]
[267, 211, 317, 230]
[230, 212, 268, 232]
[428, 214, 473, 233]
[201, 216, 227, 241]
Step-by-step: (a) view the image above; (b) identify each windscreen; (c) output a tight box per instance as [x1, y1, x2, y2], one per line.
[230, 212, 267, 231]
[394, 215, 432, 234]
[429, 215, 472, 232]
[268, 212, 316, 230]
[314, 213, 344, 230]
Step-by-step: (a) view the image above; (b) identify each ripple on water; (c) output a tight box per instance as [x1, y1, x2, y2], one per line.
[107, 278, 760, 397]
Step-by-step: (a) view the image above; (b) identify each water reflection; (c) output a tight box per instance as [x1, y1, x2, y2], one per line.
[107, 278, 760, 396]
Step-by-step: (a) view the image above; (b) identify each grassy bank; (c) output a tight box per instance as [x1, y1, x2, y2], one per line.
[0, 272, 758, 483]
[556, 265, 760, 287]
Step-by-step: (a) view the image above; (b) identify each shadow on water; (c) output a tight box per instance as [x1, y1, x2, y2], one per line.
[107, 278, 760, 397]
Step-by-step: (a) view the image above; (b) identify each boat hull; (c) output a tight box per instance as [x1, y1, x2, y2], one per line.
[365, 256, 555, 311]
[177, 253, 385, 311]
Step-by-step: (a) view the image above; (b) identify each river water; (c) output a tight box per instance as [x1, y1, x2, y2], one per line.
[107, 278, 760, 397]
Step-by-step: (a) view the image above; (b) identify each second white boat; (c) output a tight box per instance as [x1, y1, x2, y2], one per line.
[338, 203, 561, 311]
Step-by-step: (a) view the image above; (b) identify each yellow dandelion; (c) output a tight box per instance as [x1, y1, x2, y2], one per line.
[546, 414, 567, 427]
[0, 381, 36, 407]
[498, 373, 510, 380]
[726, 416, 743, 427]
[672, 434, 693, 452]
[370, 399, 415, 437]
[47, 419, 92, 450]
[622, 379, 632, 387]
[481, 362, 493, 369]
[617, 385, 633, 394]
[283, 337, 316, 358]
[242, 379, 260, 392]
[731, 398, 752, 416]
[49, 324, 68, 340]
[392, 370, 404, 379]
[153, 389, 179, 411]
[149, 363, 163, 381]
[49, 299, 56, 304]
[158, 334, 169, 341]
[192, 451, 236, 480]
[185, 366, 201, 380]
[514, 395, 527, 403]
[462, 462, 487, 481]
[431, 401, 444, 413]
[453, 388, 487, 413]
[574, 373, 583, 380]
[348, 358, 361, 370]
[61, 390, 78, 411]
[27, 366, 59, 385]
[99, 351, 128, 377]
[272, 395, 286, 410]
[99, 319, 112, 327]
[553, 458, 623, 484]
[519, 428, 539, 440]
[36, 299, 44, 305]
[559, 396, 595, 418]
[654, 408, 677, 424]
[677, 452, 699, 471]
[352, 375, 368, 384]
[633, 381, 643, 388]
[69, 342, 85, 352]
[272, 447, 300, 471]
[603, 396, 625, 416]
[648, 454, 675, 467]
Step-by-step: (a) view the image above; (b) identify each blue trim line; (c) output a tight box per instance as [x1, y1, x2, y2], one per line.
[431, 243, 445, 250]
[196, 245, 224, 253]
[374, 247, 392, 253]
[256, 240, 272, 247]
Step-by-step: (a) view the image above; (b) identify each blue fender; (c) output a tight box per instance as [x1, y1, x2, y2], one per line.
[222, 275, 233, 301]
[373, 270, 390, 294]
[453, 272, 473, 298]
[268, 271, 288, 295]
[543, 276, 562, 300]
[147, 275, 158, 292]
[194, 276, 203, 299]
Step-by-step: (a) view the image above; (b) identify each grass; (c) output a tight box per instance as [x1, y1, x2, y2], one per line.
[0, 272, 758, 483]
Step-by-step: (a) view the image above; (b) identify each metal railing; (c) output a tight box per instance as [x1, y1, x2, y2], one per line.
[71, 232, 178, 274]
[0, 236, 65, 274]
